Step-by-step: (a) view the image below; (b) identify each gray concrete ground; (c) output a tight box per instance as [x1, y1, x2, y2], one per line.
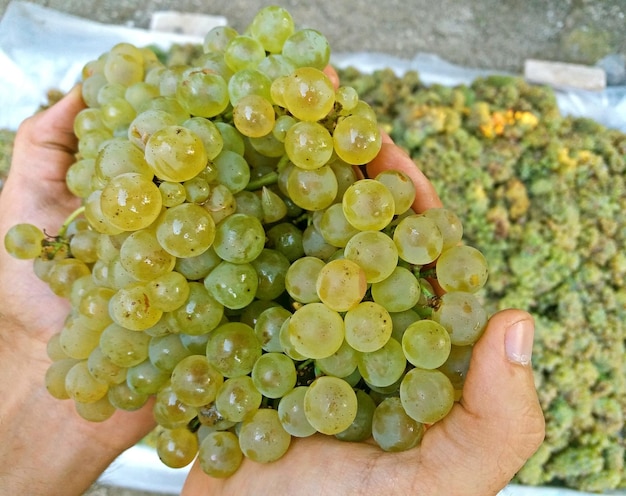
[0, 1, 624, 495]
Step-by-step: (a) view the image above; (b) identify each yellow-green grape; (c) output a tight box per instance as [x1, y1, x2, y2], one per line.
[204, 261, 258, 310]
[82, 72, 107, 108]
[99, 322, 150, 367]
[318, 203, 359, 248]
[333, 115, 382, 165]
[285, 256, 324, 303]
[402, 320, 451, 369]
[46, 332, 68, 361]
[158, 65, 188, 98]
[304, 376, 358, 435]
[357, 337, 406, 388]
[212, 150, 251, 193]
[234, 190, 263, 219]
[249, 5, 295, 53]
[286, 164, 338, 211]
[272, 115, 296, 143]
[99, 172, 162, 232]
[281, 28, 330, 70]
[103, 43, 145, 86]
[393, 214, 443, 266]
[78, 128, 113, 159]
[100, 97, 136, 133]
[205, 322, 262, 378]
[74, 107, 105, 139]
[227, 68, 272, 106]
[277, 386, 317, 437]
[284, 121, 334, 170]
[204, 184, 237, 224]
[170, 354, 224, 407]
[432, 291, 488, 346]
[203, 25, 238, 53]
[421, 208, 463, 251]
[48, 258, 92, 299]
[335, 389, 377, 442]
[344, 301, 393, 352]
[436, 245, 489, 293]
[250, 131, 286, 159]
[342, 179, 395, 231]
[95, 139, 152, 182]
[74, 396, 116, 422]
[343, 230, 398, 283]
[251, 248, 290, 301]
[156, 426, 199, 469]
[400, 367, 455, 424]
[176, 69, 229, 118]
[183, 176, 210, 204]
[106, 256, 138, 290]
[66, 158, 96, 198]
[224, 35, 266, 72]
[256, 54, 296, 81]
[152, 384, 198, 429]
[146, 270, 190, 312]
[64, 360, 108, 403]
[260, 187, 288, 224]
[251, 352, 297, 399]
[282, 67, 335, 122]
[288, 302, 344, 359]
[301, 224, 336, 259]
[269, 75, 288, 107]
[118, 229, 175, 281]
[316, 340, 358, 378]
[144, 125, 207, 182]
[182, 117, 224, 160]
[86, 347, 126, 386]
[174, 246, 221, 281]
[59, 315, 102, 359]
[138, 95, 190, 124]
[45, 358, 79, 399]
[69, 229, 100, 264]
[78, 286, 114, 325]
[3, 223, 44, 259]
[109, 283, 163, 331]
[254, 306, 291, 353]
[170, 281, 224, 336]
[126, 359, 170, 395]
[370, 266, 421, 312]
[198, 430, 243, 478]
[155, 203, 216, 258]
[232, 94, 275, 138]
[215, 375, 262, 422]
[238, 408, 291, 463]
[148, 334, 194, 373]
[439, 344, 473, 395]
[374, 170, 416, 215]
[335, 86, 359, 113]
[372, 396, 424, 452]
[124, 81, 160, 111]
[279, 316, 307, 361]
[215, 122, 245, 155]
[107, 381, 149, 411]
[315, 258, 367, 312]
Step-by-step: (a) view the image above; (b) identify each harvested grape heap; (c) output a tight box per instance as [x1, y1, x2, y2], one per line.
[3, 6, 490, 477]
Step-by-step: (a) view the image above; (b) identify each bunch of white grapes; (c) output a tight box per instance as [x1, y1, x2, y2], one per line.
[4, 5, 489, 477]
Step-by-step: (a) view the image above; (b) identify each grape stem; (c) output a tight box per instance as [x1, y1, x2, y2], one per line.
[245, 171, 278, 191]
[58, 206, 86, 238]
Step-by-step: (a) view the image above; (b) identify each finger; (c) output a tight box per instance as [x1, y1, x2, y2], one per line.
[323, 65, 340, 90]
[417, 309, 545, 495]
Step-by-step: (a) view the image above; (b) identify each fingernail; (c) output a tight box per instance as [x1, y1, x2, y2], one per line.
[505, 318, 534, 366]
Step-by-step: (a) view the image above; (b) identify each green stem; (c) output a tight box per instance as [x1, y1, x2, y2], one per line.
[58, 206, 86, 238]
[246, 171, 279, 191]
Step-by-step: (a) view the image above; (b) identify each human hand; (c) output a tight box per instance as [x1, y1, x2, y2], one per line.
[0, 87, 155, 495]
[181, 133, 545, 496]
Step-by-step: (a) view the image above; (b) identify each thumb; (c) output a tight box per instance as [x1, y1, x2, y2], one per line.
[420, 309, 546, 496]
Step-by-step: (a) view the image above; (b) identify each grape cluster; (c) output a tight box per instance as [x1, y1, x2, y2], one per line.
[3, 6, 489, 477]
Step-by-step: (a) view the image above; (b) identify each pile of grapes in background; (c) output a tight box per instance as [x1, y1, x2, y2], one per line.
[3, 6, 489, 477]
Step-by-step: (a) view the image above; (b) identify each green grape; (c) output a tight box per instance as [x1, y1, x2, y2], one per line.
[343, 230, 398, 283]
[82, 72, 107, 108]
[148, 334, 194, 373]
[182, 117, 224, 160]
[156, 426, 199, 469]
[144, 125, 208, 182]
[224, 35, 266, 72]
[335, 86, 359, 113]
[251, 352, 297, 399]
[285, 256, 324, 303]
[284, 121, 334, 170]
[277, 386, 317, 437]
[156, 203, 216, 258]
[390, 309, 421, 343]
[106, 256, 139, 290]
[249, 5, 295, 53]
[250, 131, 286, 159]
[87, 346, 126, 385]
[239, 408, 292, 463]
[204, 184, 237, 224]
[77, 128, 113, 159]
[212, 150, 251, 193]
[74, 107, 105, 139]
[279, 316, 307, 361]
[342, 179, 395, 231]
[99, 172, 162, 232]
[251, 248, 290, 301]
[70, 274, 96, 309]
[439, 344, 473, 394]
[203, 25, 238, 53]
[288, 302, 344, 359]
[215, 122, 245, 155]
[170, 281, 224, 335]
[234, 190, 263, 219]
[255, 306, 292, 352]
[402, 319, 451, 369]
[227, 68, 272, 106]
[64, 360, 108, 403]
[260, 187, 288, 224]
[286, 164, 338, 211]
[212, 213, 265, 264]
[170, 354, 224, 407]
[335, 389, 377, 442]
[393, 214, 443, 266]
[176, 68, 229, 118]
[215, 375, 262, 422]
[146, 270, 190, 312]
[4, 223, 45, 259]
[239, 300, 280, 328]
[103, 43, 144, 86]
[74, 396, 116, 422]
[69, 228, 100, 263]
[138, 96, 190, 124]
[357, 337, 406, 388]
[304, 376, 357, 435]
[107, 381, 149, 411]
[315, 258, 367, 312]
[432, 291, 488, 346]
[400, 367, 455, 424]
[124, 81, 160, 111]
[152, 384, 198, 429]
[316, 339, 358, 378]
[99, 322, 150, 367]
[232, 94, 275, 138]
[205, 322, 262, 377]
[281, 28, 330, 70]
[198, 430, 243, 478]
[421, 207, 463, 251]
[45, 358, 79, 399]
[109, 283, 163, 331]
[158, 65, 188, 98]
[126, 358, 171, 395]
[329, 159, 359, 205]
[46, 332, 68, 361]
[344, 301, 393, 352]
[66, 158, 97, 198]
[318, 203, 359, 248]
[272, 114, 297, 143]
[436, 245, 489, 293]
[204, 261, 259, 310]
[374, 170, 416, 215]
[119, 229, 175, 281]
[256, 54, 296, 81]
[266, 222, 305, 262]
[48, 258, 92, 298]
[100, 97, 136, 132]
[333, 115, 382, 165]
[60, 315, 104, 360]
[282, 67, 335, 122]
[301, 224, 336, 259]
[372, 396, 424, 452]
[370, 266, 421, 312]
[174, 246, 222, 281]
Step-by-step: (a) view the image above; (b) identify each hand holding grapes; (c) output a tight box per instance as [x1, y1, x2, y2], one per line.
[0, 86, 155, 495]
